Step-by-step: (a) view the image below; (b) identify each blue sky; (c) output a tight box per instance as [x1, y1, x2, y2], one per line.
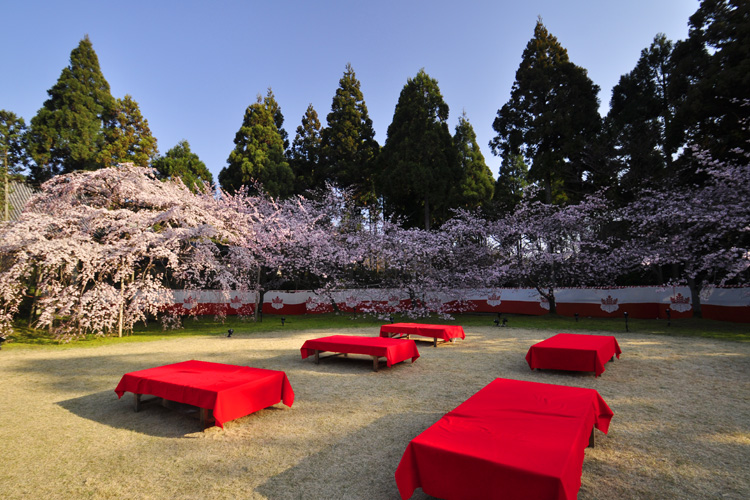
[1, 0, 699, 180]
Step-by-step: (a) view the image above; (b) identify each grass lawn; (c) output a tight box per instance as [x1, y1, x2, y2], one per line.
[4, 312, 749, 349]
[1, 314, 748, 499]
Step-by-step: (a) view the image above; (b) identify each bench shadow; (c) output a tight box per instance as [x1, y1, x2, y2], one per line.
[257, 412, 443, 500]
[57, 389, 289, 438]
[57, 390, 214, 437]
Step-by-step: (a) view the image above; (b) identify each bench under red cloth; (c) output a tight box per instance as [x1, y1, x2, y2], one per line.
[300, 335, 419, 371]
[114, 360, 294, 428]
[395, 378, 613, 500]
[526, 333, 622, 377]
[379, 323, 465, 345]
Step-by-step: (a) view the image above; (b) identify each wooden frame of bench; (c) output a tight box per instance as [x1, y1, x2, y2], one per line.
[133, 393, 213, 428]
[312, 349, 384, 371]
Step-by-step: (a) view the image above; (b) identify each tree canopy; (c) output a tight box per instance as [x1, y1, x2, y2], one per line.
[152, 139, 213, 192]
[0, 111, 30, 221]
[491, 19, 601, 205]
[321, 63, 380, 208]
[289, 104, 324, 195]
[378, 69, 460, 230]
[219, 94, 294, 198]
[99, 94, 159, 168]
[606, 34, 675, 196]
[27, 35, 116, 185]
[452, 112, 494, 210]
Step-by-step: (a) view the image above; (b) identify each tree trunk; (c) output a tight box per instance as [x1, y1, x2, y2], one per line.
[537, 286, 557, 315]
[424, 195, 431, 231]
[254, 266, 262, 322]
[544, 173, 553, 204]
[687, 276, 703, 318]
[118, 275, 124, 338]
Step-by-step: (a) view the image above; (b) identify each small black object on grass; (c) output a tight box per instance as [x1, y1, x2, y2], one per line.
[227, 329, 234, 338]
[281, 317, 286, 326]
[624, 311, 629, 332]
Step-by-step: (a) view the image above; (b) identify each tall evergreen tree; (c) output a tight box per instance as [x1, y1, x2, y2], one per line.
[27, 35, 116, 185]
[219, 94, 294, 198]
[321, 63, 380, 208]
[263, 88, 289, 152]
[452, 111, 494, 210]
[99, 94, 158, 168]
[290, 104, 323, 195]
[490, 19, 601, 205]
[0, 111, 30, 221]
[490, 152, 529, 216]
[606, 34, 675, 195]
[669, 0, 750, 168]
[152, 140, 213, 192]
[378, 69, 460, 230]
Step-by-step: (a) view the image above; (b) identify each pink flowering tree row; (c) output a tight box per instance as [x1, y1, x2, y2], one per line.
[616, 136, 750, 315]
[1, 124, 748, 339]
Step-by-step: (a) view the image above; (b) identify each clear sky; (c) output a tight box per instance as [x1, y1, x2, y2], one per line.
[1, 0, 700, 180]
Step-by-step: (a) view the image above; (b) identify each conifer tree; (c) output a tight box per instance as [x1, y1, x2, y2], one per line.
[491, 20, 601, 205]
[490, 153, 528, 216]
[219, 95, 294, 198]
[669, 0, 750, 168]
[263, 88, 289, 152]
[0, 110, 30, 221]
[152, 140, 213, 192]
[27, 35, 115, 185]
[290, 104, 323, 195]
[452, 111, 494, 210]
[321, 63, 380, 208]
[378, 69, 459, 230]
[606, 34, 675, 195]
[99, 94, 158, 168]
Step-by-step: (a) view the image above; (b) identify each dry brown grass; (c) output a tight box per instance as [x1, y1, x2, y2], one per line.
[1, 326, 748, 499]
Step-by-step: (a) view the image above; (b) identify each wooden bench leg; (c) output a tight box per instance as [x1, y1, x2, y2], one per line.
[200, 408, 210, 428]
[589, 428, 595, 448]
[372, 356, 379, 372]
[133, 393, 141, 412]
[314, 350, 320, 364]
[433, 337, 437, 348]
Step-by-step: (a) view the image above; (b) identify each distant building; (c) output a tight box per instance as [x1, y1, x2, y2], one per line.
[3, 180, 38, 221]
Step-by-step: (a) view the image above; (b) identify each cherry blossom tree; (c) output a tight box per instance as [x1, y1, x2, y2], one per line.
[485, 190, 627, 313]
[0, 164, 241, 340]
[617, 118, 750, 315]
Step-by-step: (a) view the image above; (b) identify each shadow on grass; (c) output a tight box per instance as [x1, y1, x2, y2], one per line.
[257, 412, 443, 500]
[57, 389, 293, 438]
[57, 390, 207, 437]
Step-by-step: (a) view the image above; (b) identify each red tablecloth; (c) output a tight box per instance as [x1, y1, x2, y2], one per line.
[525, 333, 622, 377]
[300, 335, 420, 368]
[395, 378, 613, 500]
[114, 360, 294, 428]
[379, 323, 465, 342]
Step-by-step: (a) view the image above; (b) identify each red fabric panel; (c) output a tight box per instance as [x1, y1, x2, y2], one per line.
[525, 333, 622, 377]
[703, 304, 750, 323]
[300, 335, 419, 367]
[379, 323, 466, 342]
[395, 378, 613, 500]
[114, 360, 294, 428]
